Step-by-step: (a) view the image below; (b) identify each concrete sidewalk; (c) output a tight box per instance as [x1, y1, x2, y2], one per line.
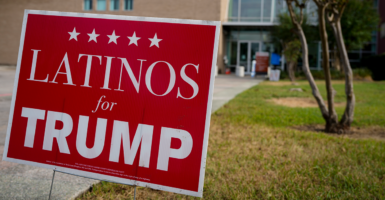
[0, 66, 262, 199]
[211, 75, 263, 113]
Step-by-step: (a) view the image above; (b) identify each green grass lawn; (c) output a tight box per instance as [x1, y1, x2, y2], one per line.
[79, 80, 385, 200]
[218, 80, 385, 128]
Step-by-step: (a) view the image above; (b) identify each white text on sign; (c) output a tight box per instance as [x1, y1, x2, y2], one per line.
[27, 50, 200, 99]
[21, 107, 193, 171]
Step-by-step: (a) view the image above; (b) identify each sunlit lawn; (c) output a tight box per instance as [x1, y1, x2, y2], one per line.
[79, 80, 385, 199]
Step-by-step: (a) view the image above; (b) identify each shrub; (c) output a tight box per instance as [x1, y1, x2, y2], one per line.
[352, 68, 372, 79]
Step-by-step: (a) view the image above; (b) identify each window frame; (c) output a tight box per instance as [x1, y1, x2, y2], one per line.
[83, 0, 93, 11]
[110, 0, 120, 11]
[96, 0, 107, 11]
[123, 0, 133, 11]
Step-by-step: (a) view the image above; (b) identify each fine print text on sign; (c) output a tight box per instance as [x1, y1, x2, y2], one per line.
[2, 10, 220, 197]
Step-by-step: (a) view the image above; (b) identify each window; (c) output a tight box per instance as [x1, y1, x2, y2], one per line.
[306, 1, 318, 24]
[97, 0, 106, 11]
[228, 0, 239, 21]
[110, 0, 119, 11]
[84, 0, 93, 10]
[263, 0, 272, 22]
[273, 0, 286, 22]
[228, 0, 274, 22]
[124, 0, 133, 11]
[229, 41, 238, 65]
[240, 0, 262, 22]
[228, 0, 317, 23]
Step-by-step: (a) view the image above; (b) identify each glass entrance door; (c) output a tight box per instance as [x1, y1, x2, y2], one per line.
[237, 41, 261, 74]
[239, 42, 248, 72]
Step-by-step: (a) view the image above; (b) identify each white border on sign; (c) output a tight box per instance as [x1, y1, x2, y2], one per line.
[2, 9, 221, 198]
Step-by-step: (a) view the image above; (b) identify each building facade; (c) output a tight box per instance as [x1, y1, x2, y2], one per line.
[0, 0, 382, 73]
[223, 0, 321, 73]
[0, 0, 228, 71]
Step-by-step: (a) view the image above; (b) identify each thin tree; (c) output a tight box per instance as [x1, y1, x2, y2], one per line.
[285, 0, 330, 124]
[313, 0, 339, 132]
[328, 0, 379, 72]
[326, 0, 354, 130]
[286, 0, 361, 133]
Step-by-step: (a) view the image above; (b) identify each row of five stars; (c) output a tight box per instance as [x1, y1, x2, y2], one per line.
[68, 28, 162, 48]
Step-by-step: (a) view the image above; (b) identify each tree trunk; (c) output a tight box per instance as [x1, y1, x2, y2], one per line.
[332, 45, 342, 72]
[297, 27, 329, 121]
[330, 20, 355, 131]
[287, 61, 296, 82]
[285, 0, 329, 121]
[317, 5, 339, 132]
[293, 61, 297, 72]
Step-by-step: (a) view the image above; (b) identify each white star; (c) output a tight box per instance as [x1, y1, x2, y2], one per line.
[87, 29, 100, 43]
[68, 27, 80, 41]
[149, 33, 162, 48]
[127, 32, 141, 46]
[107, 30, 120, 44]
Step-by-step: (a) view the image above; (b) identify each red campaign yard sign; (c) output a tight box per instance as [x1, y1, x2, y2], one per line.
[2, 10, 220, 197]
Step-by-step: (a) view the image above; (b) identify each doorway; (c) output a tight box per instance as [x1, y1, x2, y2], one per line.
[237, 41, 261, 74]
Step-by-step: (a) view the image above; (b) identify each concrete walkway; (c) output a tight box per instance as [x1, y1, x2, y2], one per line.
[0, 66, 262, 199]
[211, 75, 264, 113]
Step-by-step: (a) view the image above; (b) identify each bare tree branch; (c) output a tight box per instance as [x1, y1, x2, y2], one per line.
[287, 0, 300, 26]
[299, 5, 304, 24]
[339, 1, 348, 16]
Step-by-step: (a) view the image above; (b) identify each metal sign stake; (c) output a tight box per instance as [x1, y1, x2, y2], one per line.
[48, 170, 56, 200]
[134, 185, 137, 200]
